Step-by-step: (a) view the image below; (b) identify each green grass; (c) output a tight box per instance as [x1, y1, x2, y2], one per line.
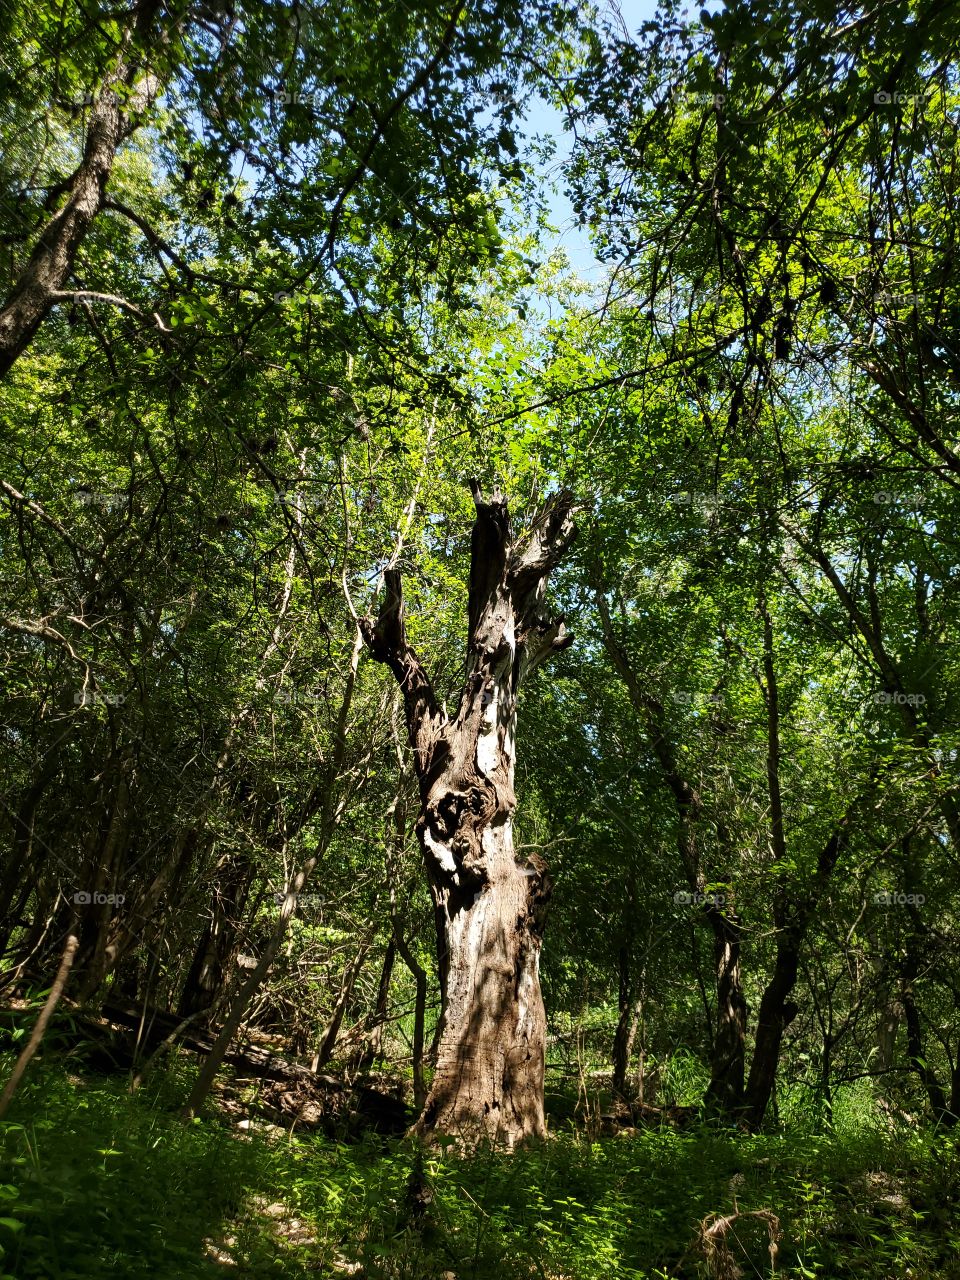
[0, 1056, 957, 1279]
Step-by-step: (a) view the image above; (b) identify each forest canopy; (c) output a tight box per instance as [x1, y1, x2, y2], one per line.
[0, 0, 959, 1276]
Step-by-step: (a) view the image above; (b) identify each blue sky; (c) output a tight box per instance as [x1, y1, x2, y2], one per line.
[519, 0, 663, 276]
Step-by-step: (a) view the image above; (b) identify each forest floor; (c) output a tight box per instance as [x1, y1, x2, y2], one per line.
[0, 1056, 957, 1280]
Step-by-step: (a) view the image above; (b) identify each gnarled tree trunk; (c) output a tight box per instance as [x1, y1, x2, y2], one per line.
[361, 482, 575, 1145]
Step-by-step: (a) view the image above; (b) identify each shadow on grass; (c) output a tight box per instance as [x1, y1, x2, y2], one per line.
[0, 1056, 958, 1280]
[0, 1057, 322, 1278]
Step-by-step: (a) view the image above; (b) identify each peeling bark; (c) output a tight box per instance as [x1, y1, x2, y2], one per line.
[361, 483, 575, 1145]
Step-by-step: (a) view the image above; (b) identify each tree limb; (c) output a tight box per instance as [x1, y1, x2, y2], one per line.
[359, 569, 448, 783]
[50, 290, 171, 332]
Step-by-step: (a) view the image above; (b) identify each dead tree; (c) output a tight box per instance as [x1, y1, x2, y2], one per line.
[360, 481, 576, 1145]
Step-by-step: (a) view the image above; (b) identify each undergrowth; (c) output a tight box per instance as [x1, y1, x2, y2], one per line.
[0, 1057, 957, 1279]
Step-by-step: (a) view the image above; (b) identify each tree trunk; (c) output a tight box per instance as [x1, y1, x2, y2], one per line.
[594, 591, 749, 1116]
[742, 806, 851, 1130]
[949, 1059, 960, 1127]
[612, 948, 641, 1099]
[181, 864, 316, 1119]
[899, 839, 956, 1126]
[418, 818, 550, 1143]
[0, 760, 59, 956]
[901, 904, 954, 1126]
[347, 939, 396, 1071]
[180, 626, 367, 1117]
[73, 764, 132, 1003]
[178, 855, 254, 1021]
[361, 482, 575, 1145]
[876, 998, 902, 1072]
[0, 0, 162, 376]
[743, 942, 800, 1129]
[94, 827, 199, 997]
[0, 934, 78, 1119]
[313, 935, 372, 1070]
[902, 983, 950, 1123]
[819, 1032, 834, 1127]
[703, 904, 747, 1115]
[395, 931, 429, 1110]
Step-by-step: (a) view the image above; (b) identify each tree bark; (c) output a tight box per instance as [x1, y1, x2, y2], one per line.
[876, 998, 901, 1072]
[0, 0, 162, 377]
[178, 854, 255, 1022]
[0, 760, 59, 959]
[103, 828, 199, 990]
[595, 591, 748, 1115]
[181, 863, 316, 1119]
[743, 938, 802, 1129]
[703, 902, 747, 1114]
[901, 870, 955, 1127]
[313, 935, 372, 1070]
[347, 939, 397, 1071]
[73, 762, 133, 1003]
[0, 934, 78, 1119]
[361, 482, 575, 1145]
[395, 930, 429, 1109]
[742, 817, 850, 1129]
[612, 948, 643, 1099]
[180, 625, 368, 1117]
